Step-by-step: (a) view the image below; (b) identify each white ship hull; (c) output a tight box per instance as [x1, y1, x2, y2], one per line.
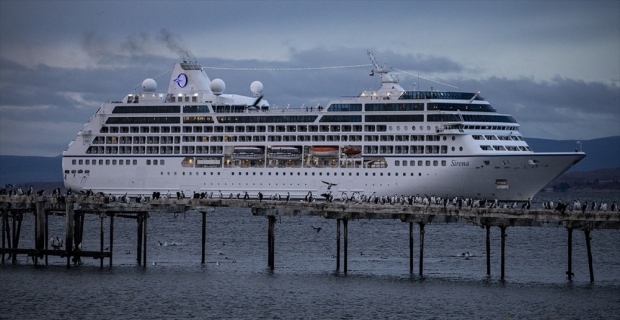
[61, 55, 585, 201]
[63, 152, 583, 201]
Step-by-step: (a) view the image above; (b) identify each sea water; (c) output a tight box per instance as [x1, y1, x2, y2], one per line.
[1, 191, 619, 319]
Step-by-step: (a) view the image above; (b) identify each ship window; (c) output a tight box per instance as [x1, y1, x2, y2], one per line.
[395, 173, 398, 176]
[395, 160, 400, 166]
[146, 160, 151, 165]
[72, 159, 76, 165]
[459, 147, 463, 151]
[433, 160, 438, 166]
[112, 160, 117, 165]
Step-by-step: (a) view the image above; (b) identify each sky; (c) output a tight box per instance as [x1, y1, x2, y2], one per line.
[0, 0, 618, 157]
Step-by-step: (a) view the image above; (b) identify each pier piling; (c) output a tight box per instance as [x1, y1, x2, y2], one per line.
[65, 198, 74, 268]
[500, 226, 506, 279]
[336, 219, 340, 272]
[585, 229, 594, 282]
[566, 227, 573, 280]
[486, 225, 491, 276]
[142, 212, 147, 268]
[343, 218, 348, 274]
[201, 211, 206, 264]
[137, 214, 143, 266]
[419, 222, 425, 278]
[267, 215, 275, 270]
[1, 210, 5, 264]
[109, 214, 114, 267]
[409, 222, 414, 274]
[99, 214, 104, 268]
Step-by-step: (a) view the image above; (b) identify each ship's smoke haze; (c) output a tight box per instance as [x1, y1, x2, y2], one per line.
[157, 28, 196, 61]
[81, 29, 196, 64]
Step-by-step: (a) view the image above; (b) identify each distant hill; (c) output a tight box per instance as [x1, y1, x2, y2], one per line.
[0, 155, 62, 185]
[525, 136, 619, 172]
[544, 167, 620, 191]
[0, 136, 617, 185]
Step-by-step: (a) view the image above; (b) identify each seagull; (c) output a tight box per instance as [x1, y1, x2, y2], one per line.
[322, 180, 338, 190]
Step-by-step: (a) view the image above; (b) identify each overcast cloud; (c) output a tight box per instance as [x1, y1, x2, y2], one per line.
[0, 0, 618, 156]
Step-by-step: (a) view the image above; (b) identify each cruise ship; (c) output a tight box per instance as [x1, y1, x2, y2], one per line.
[62, 53, 585, 201]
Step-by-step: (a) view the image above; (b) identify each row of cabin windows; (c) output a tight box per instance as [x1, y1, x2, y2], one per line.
[480, 145, 532, 151]
[86, 146, 224, 155]
[99, 124, 485, 134]
[159, 171, 429, 177]
[363, 145, 449, 154]
[70, 159, 165, 166]
[472, 135, 523, 141]
[395, 160, 447, 167]
[92, 134, 449, 145]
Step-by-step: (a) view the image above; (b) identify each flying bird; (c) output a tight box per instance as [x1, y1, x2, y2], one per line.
[321, 181, 338, 190]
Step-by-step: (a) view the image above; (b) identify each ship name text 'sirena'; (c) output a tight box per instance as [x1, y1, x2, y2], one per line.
[62, 53, 585, 201]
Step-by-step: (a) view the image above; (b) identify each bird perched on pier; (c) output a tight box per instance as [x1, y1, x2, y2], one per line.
[244, 191, 249, 200]
[258, 192, 263, 202]
[286, 192, 290, 204]
[321, 180, 338, 190]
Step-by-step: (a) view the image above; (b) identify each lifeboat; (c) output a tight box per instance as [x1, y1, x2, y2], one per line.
[232, 147, 264, 160]
[342, 146, 361, 156]
[268, 147, 302, 160]
[310, 146, 339, 157]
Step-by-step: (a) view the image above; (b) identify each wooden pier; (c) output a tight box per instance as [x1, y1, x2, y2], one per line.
[1, 194, 618, 282]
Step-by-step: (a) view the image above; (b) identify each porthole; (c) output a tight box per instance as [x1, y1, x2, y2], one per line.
[452, 136, 455, 141]
[419, 126, 423, 131]
[427, 126, 431, 130]
[404, 126, 408, 131]
[389, 126, 393, 131]
[396, 126, 400, 131]
[459, 146, 463, 151]
[451, 147, 455, 151]
[443, 136, 447, 141]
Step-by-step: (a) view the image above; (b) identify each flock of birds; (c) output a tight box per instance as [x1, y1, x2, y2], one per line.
[1, 184, 618, 214]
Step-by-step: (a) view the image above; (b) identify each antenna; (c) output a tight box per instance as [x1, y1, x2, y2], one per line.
[468, 91, 480, 104]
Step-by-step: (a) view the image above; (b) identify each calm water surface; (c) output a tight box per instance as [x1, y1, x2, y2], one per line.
[1, 191, 619, 319]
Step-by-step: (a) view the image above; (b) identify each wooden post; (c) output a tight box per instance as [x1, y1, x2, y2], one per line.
[585, 229, 594, 282]
[500, 226, 506, 280]
[11, 213, 16, 264]
[14, 213, 23, 265]
[486, 225, 491, 276]
[35, 200, 45, 258]
[100, 214, 104, 268]
[566, 228, 573, 280]
[109, 214, 114, 267]
[1, 210, 5, 264]
[45, 210, 49, 265]
[419, 222, 425, 278]
[343, 218, 348, 274]
[409, 222, 414, 273]
[65, 197, 74, 268]
[336, 219, 341, 272]
[142, 212, 147, 268]
[137, 214, 143, 266]
[201, 211, 206, 264]
[267, 215, 275, 270]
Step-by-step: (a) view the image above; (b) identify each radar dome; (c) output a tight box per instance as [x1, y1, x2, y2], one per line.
[142, 78, 157, 92]
[210, 79, 225, 95]
[250, 81, 264, 95]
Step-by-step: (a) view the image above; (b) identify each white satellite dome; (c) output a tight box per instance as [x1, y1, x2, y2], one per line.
[142, 78, 157, 92]
[210, 79, 225, 95]
[250, 81, 264, 96]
